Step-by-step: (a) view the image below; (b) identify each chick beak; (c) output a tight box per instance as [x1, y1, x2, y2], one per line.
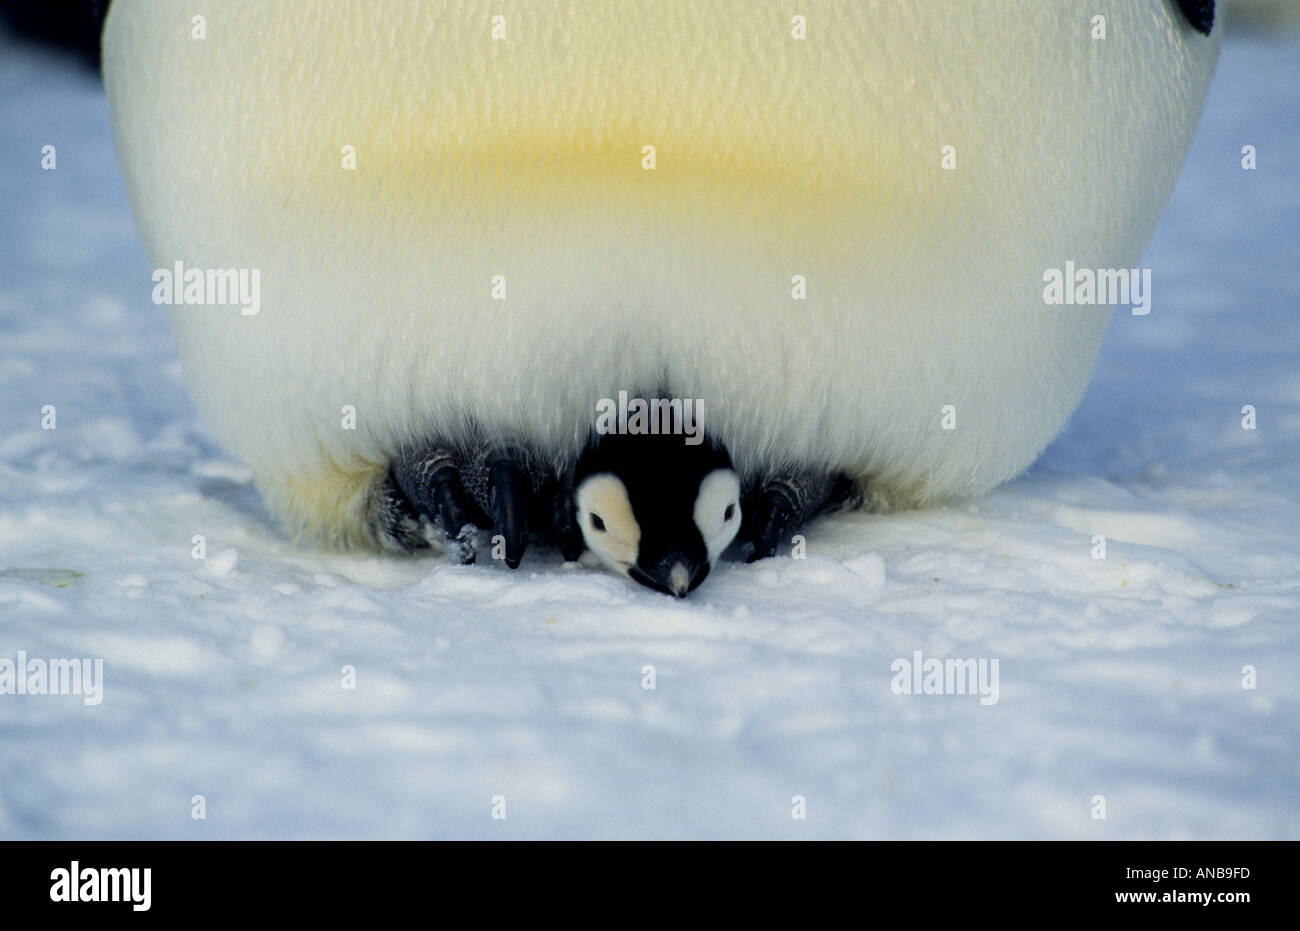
[667, 561, 692, 598]
[631, 552, 710, 598]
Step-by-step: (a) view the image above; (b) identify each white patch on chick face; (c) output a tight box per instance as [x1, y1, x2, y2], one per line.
[693, 468, 742, 564]
[575, 474, 640, 577]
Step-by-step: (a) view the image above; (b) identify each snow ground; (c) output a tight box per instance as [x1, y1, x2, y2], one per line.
[1, 31, 1297, 840]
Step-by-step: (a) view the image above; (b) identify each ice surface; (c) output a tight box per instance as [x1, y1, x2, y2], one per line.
[0, 32, 1296, 839]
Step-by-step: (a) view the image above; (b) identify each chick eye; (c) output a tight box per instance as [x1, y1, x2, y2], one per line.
[724, 503, 736, 522]
[590, 513, 606, 532]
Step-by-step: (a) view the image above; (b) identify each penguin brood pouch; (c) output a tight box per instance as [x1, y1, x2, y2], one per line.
[102, 1, 1219, 597]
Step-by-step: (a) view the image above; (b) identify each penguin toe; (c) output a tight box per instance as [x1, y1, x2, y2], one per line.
[485, 451, 533, 569]
[428, 465, 479, 564]
[368, 474, 435, 554]
[738, 471, 854, 562]
[743, 519, 790, 563]
[740, 483, 798, 562]
[390, 446, 483, 564]
[550, 482, 586, 562]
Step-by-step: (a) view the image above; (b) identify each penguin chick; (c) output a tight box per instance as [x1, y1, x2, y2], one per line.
[573, 433, 740, 597]
[375, 429, 859, 596]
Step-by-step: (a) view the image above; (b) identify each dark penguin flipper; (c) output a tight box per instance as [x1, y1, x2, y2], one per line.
[1175, 0, 1214, 35]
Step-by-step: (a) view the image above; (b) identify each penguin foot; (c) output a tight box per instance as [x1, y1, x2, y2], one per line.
[367, 473, 438, 554]
[738, 471, 862, 562]
[388, 445, 482, 564]
[384, 439, 570, 569]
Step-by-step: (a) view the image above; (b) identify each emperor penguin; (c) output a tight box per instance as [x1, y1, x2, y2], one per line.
[101, 1, 1219, 596]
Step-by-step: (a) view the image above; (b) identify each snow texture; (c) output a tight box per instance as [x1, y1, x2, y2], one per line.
[1, 30, 1297, 839]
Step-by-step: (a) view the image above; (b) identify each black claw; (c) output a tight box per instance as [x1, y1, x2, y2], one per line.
[427, 464, 479, 564]
[551, 484, 585, 562]
[487, 452, 532, 568]
[742, 481, 799, 562]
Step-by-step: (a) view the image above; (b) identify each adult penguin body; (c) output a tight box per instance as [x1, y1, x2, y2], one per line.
[102, 1, 1219, 577]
